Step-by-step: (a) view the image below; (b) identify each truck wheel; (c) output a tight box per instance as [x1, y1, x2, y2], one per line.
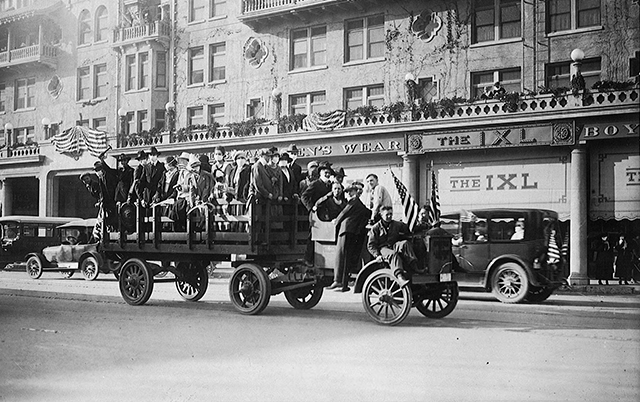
[26, 256, 43, 279]
[228, 263, 271, 315]
[119, 258, 154, 306]
[491, 262, 529, 304]
[284, 283, 323, 309]
[176, 262, 209, 302]
[415, 282, 459, 319]
[80, 256, 100, 281]
[361, 270, 412, 326]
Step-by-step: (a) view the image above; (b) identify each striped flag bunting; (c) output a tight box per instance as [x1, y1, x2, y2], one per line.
[390, 169, 419, 232]
[302, 110, 346, 131]
[51, 126, 108, 158]
[547, 229, 561, 264]
[428, 170, 441, 226]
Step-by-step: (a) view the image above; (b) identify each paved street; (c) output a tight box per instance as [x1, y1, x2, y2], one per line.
[1, 270, 639, 402]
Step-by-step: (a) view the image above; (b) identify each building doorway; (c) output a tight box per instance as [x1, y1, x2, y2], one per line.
[57, 174, 98, 218]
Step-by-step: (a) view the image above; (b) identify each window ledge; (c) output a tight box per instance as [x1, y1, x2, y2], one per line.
[207, 79, 227, 86]
[342, 57, 385, 67]
[288, 65, 329, 75]
[14, 107, 36, 113]
[123, 88, 150, 94]
[546, 26, 604, 38]
[154, 87, 169, 91]
[470, 37, 523, 49]
[93, 39, 109, 45]
[187, 82, 205, 89]
[208, 15, 227, 22]
[187, 19, 206, 26]
[77, 43, 92, 49]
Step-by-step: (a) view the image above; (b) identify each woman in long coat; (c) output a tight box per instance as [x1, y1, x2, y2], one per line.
[614, 234, 633, 285]
[593, 233, 614, 285]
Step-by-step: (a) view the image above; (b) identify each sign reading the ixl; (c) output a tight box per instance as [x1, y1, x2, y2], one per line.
[449, 173, 539, 191]
[421, 126, 551, 151]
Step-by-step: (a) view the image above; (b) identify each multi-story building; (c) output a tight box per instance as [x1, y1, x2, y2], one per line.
[0, 0, 638, 284]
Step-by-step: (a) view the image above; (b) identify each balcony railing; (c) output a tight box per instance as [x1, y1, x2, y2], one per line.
[113, 20, 171, 47]
[240, 0, 358, 26]
[6, 144, 41, 158]
[0, 44, 58, 69]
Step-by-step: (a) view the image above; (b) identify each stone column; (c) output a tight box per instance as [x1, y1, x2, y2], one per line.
[569, 146, 589, 285]
[402, 153, 418, 198]
[2, 179, 12, 216]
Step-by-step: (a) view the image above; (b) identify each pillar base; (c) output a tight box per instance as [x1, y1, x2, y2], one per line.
[568, 272, 590, 286]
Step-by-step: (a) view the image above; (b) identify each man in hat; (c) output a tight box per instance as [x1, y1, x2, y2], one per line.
[250, 148, 281, 201]
[330, 184, 371, 291]
[299, 160, 319, 195]
[301, 161, 333, 211]
[93, 156, 118, 239]
[146, 147, 166, 205]
[128, 150, 149, 205]
[114, 153, 133, 205]
[188, 154, 214, 204]
[169, 153, 196, 231]
[331, 167, 346, 185]
[285, 144, 304, 187]
[159, 155, 179, 202]
[278, 153, 298, 201]
[228, 151, 251, 203]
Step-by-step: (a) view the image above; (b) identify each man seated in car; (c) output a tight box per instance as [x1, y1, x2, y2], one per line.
[367, 206, 423, 288]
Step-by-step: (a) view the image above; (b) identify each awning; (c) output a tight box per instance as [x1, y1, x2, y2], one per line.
[0, 1, 63, 26]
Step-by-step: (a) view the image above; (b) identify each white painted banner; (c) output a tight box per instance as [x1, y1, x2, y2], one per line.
[590, 152, 640, 220]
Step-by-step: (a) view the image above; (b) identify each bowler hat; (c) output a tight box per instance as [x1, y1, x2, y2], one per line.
[149, 146, 161, 156]
[135, 150, 148, 160]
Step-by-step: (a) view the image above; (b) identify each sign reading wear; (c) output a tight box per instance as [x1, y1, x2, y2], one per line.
[590, 150, 640, 220]
[437, 157, 570, 219]
[241, 136, 403, 159]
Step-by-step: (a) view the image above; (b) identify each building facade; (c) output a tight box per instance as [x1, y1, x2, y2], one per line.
[0, 0, 638, 284]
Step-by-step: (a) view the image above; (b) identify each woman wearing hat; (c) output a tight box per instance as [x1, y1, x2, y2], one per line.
[228, 151, 251, 203]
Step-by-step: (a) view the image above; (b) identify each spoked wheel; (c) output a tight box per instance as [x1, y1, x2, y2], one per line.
[414, 282, 459, 319]
[361, 270, 412, 326]
[284, 283, 323, 309]
[175, 262, 209, 302]
[59, 270, 74, 279]
[228, 263, 271, 315]
[80, 256, 100, 281]
[26, 256, 43, 279]
[491, 263, 529, 304]
[119, 258, 154, 306]
[525, 286, 554, 303]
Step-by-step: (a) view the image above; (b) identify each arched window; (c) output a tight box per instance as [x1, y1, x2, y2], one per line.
[78, 9, 91, 45]
[95, 6, 108, 42]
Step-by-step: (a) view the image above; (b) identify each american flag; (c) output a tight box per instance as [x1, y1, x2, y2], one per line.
[302, 110, 346, 131]
[51, 126, 108, 158]
[390, 169, 419, 232]
[428, 170, 441, 226]
[547, 229, 561, 264]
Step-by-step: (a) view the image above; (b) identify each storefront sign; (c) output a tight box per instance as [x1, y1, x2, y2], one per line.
[241, 138, 402, 159]
[581, 122, 639, 140]
[590, 150, 640, 220]
[413, 125, 553, 152]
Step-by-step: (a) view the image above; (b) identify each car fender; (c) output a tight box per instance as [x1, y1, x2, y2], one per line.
[78, 251, 104, 271]
[353, 260, 387, 294]
[482, 254, 536, 290]
[24, 252, 54, 268]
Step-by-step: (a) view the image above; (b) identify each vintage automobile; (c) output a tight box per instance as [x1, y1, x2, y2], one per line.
[24, 219, 119, 281]
[440, 208, 568, 303]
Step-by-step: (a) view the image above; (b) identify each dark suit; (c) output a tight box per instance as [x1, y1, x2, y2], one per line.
[290, 161, 304, 188]
[227, 164, 251, 202]
[129, 163, 147, 203]
[280, 167, 298, 200]
[97, 160, 119, 228]
[159, 169, 179, 201]
[115, 165, 134, 204]
[368, 220, 418, 275]
[334, 197, 371, 288]
[145, 161, 166, 204]
[301, 179, 331, 210]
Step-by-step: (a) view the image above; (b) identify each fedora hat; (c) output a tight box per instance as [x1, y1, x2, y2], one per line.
[116, 153, 130, 162]
[93, 161, 103, 171]
[334, 167, 346, 178]
[285, 143, 298, 154]
[149, 146, 161, 156]
[165, 155, 177, 167]
[135, 150, 148, 160]
[177, 152, 191, 161]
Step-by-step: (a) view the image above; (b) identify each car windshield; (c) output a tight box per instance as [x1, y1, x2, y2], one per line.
[2, 224, 19, 240]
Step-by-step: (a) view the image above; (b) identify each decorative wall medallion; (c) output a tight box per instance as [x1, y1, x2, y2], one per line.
[552, 122, 575, 146]
[408, 134, 422, 151]
[244, 37, 268, 68]
[47, 75, 63, 99]
[411, 10, 442, 43]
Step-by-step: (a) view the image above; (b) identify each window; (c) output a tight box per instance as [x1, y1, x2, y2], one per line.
[0, 82, 5, 113]
[14, 126, 34, 144]
[209, 43, 226, 81]
[246, 98, 263, 119]
[0, 129, 4, 146]
[208, 104, 224, 124]
[77, 67, 90, 100]
[546, 57, 601, 89]
[45, 123, 59, 139]
[631, 51, 640, 78]
[137, 110, 148, 133]
[94, 64, 107, 98]
[345, 84, 384, 110]
[15, 77, 35, 109]
[155, 110, 165, 130]
[418, 77, 438, 102]
[156, 51, 167, 88]
[473, 0, 521, 43]
[189, 46, 204, 85]
[76, 119, 89, 127]
[126, 55, 136, 91]
[210, 0, 226, 18]
[93, 117, 106, 131]
[189, 0, 206, 22]
[471, 68, 521, 98]
[78, 9, 91, 45]
[548, 0, 600, 33]
[125, 112, 134, 134]
[289, 91, 327, 115]
[489, 216, 526, 241]
[291, 26, 326, 70]
[95, 6, 108, 42]
[345, 15, 384, 63]
[139, 52, 149, 89]
[188, 106, 204, 126]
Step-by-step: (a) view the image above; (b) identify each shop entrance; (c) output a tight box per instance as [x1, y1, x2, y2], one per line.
[8, 177, 39, 216]
[57, 174, 98, 219]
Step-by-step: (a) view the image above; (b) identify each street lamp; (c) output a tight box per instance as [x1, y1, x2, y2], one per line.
[271, 88, 282, 120]
[41, 117, 51, 138]
[164, 101, 175, 132]
[570, 48, 585, 93]
[3, 122, 12, 149]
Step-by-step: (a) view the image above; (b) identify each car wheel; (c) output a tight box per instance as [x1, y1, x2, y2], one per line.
[361, 270, 412, 326]
[228, 263, 271, 315]
[284, 283, 323, 310]
[26, 256, 43, 280]
[414, 282, 459, 319]
[119, 258, 154, 306]
[80, 256, 100, 281]
[175, 262, 209, 302]
[525, 286, 554, 303]
[491, 262, 529, 304]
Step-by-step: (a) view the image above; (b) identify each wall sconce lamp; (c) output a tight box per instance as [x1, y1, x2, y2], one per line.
[2, 122, 12, 149]
[41, 117, 51, 138]
[570, 48, 585, 93]
[271, 88, 282, 120]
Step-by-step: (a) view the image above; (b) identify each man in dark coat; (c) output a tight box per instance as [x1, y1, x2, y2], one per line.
[114, 153, 133, 205]
[301, 162, 333, 210]
[129, 150, 149, 205]
[285, 144, 304, 187]
[278, 153, 299, 201]
[367, 206, 420, 288]
[92, 158, 119, 238]
[329, 184, 371, 292]
[146, 146, 166, 205]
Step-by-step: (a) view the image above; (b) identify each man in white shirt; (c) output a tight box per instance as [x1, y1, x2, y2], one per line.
[362, 173, 392, 223]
